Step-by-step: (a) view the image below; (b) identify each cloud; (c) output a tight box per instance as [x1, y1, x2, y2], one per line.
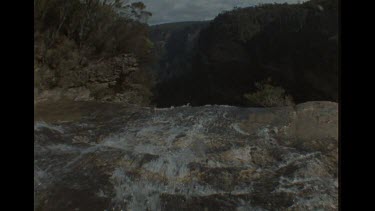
[136, 0, 307, 25]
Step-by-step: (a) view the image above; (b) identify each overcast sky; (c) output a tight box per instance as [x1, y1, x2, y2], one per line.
[137, 0, 308, 25]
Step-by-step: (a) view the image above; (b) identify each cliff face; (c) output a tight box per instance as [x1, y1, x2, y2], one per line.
[35, 101, 338, 211]
[152, 0, 338, 107]
[149, 21, 209, 81]
[196, 0, 338, 105]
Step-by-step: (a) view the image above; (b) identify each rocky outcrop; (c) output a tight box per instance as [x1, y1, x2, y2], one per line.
[35, 54, 152, 105]
[34, 101, 338, 211]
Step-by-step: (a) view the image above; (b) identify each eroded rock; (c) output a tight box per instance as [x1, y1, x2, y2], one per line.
[34, 101, 338, 211]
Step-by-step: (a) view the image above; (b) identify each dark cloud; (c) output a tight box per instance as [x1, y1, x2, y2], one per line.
[137, 0, 307, 25]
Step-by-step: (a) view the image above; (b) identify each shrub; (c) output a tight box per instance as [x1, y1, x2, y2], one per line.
[244, 78, 294, 107]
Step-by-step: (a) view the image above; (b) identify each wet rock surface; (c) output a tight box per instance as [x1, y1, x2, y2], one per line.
[34, 101, 338, 211]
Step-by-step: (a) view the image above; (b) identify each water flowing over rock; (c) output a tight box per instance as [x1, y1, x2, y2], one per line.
[34, 101, 338, 211]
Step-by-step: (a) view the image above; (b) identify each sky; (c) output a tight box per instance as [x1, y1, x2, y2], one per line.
[137, 0, 308, 25]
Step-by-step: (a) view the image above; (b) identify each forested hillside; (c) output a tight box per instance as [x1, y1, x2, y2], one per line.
[154, 0, 338, 107]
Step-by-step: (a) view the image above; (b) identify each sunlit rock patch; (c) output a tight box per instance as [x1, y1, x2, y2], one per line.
[34, 101, 338, 211]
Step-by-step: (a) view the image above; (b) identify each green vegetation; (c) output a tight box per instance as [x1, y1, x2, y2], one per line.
[244, 78, 294, 107]
[34, 0, 155, 105]
[34, 0, 153, 59]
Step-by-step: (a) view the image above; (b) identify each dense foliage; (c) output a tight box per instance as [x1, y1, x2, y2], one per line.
[35, 0, 153, 60]
[34, 0, 155, 105]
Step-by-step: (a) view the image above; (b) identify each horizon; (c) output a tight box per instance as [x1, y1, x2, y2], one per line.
[138, 0, 308, 25]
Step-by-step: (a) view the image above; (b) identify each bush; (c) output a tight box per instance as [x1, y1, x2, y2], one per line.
[34, 0, 156, 105]
[34, 0, 153, 60]
[244, 78, 294, 107]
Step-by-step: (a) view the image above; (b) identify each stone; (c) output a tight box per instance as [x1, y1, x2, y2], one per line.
[34, 54, 142, 105]
[72, 136, 90, 144]
[34, 101, 338, 211]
